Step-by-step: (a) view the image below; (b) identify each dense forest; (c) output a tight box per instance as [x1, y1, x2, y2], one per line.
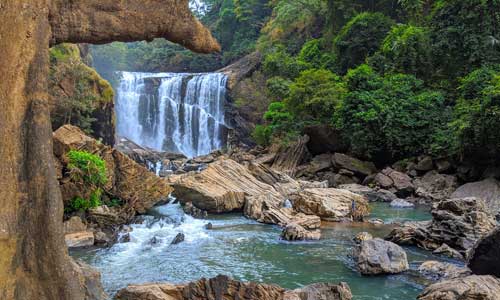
[92, 0, 500, 166]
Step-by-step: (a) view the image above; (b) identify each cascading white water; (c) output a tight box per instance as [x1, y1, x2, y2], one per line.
[116, 72, 228, 158]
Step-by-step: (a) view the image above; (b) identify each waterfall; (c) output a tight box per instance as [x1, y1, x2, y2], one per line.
[116, 72, 228, 158]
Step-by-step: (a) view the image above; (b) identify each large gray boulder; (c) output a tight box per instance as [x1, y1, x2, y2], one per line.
[414, 171, 458, 202]
[418, 275, 500, 300]
[468, 227, 500, 278]
[380, 168, 415, 197]
[451, 178, 500, 216]
[354, 238, 409, 275]
[418, 261, 471, 281]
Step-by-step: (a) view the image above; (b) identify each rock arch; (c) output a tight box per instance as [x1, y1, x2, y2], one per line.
[0, 1, 219, 299]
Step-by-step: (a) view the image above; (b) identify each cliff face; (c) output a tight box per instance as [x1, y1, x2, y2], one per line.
[49, 43, 115, 145]
[0, 1, 219, 299]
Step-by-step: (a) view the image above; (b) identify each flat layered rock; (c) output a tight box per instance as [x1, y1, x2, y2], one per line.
[293, 188, 369, 221]
[65, 231, 94, 248]
[418, 275, 500, 300]
[115, 275, 352, 300]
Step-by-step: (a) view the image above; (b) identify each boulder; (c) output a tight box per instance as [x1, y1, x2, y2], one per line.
[65, 231, 94, 248]
[414, 171, 458, 202]
[293, 188, 369, 221]
[63, 216, 87, 234]
[418, 275, 500, 300]
[170, 233, 185, 245]
[381, 168, 415, 197]
[433, 244, 464, 260]
[285, 282, 352, 300]
[339, 184, 397, 202]
[418, 261, 471, 281]
[354, 238, 409, 275]
[115, 275, 352, 300]
[450, 178, 500, 216]
[435, 159, 452, 173]
[468, 227, 500, 278]
[374, 173, 393, 189]
[72, 259, 108, 300]
[168, 158, 278, 213]
[281, 223, 321, 241]
[390, 199, 415, 208]
[271, 135, 310, 176]
[332, 153, 377, 177]
[415, 156, 434, 172]
[53, 125, 173, 214]
[329, 174, 359, 187]
[305, 154, 334, 174]
[387, 197, 496, 255]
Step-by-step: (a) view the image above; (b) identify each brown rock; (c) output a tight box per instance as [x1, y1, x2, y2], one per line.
[72, 259, 108, 300]
[415, 156, 434, 172]
[387, 198, 496, 255]
[382, 168, 415, 197]
[271, 135, 310, 177]
[332, 153, 377, 176]
[418, 275, 500, 300]
[414, 171, 458, 202]
[374, 173, 393, 189]
[63, 216, 87, 234]
[65, 231, 94, 248]
[293, 188, 369, 221]
[281, 223, 321, 241]
[53, 125, 173, 214]
[115, 275, 352, 300]
[418, 261, 471, 281]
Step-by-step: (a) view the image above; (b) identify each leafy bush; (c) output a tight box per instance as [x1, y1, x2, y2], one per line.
[266, 76, 292, 101]
[67, 150, 107, 186]
[336, 65, 448, 161]
[451, 65, 500, 162]
[262, 45, 310, 78]
[285, 69, 346, 122]
[334, 12, 394, 74]
[376, 24, 432, 78]
[430, 0, 500, 80]
[298, 39, 336, 71]
[65, 150, 108, 213]
[252, 125, 273, 146]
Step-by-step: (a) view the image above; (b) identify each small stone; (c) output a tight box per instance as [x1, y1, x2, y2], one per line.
[354, 238, 409, 275]
[281, 223, 321, 241]
[205, 222, 213, 230]
[433, 244, 464, 260]
[119, 233, 131, 243]
[171, 233, 185, 245]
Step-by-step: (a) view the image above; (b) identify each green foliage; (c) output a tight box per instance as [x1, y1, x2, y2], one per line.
[298, 39, 336, 70]
[266, 76, 291, 101]
[285, 69, 346, 122]
[336, 65, 448, 160]
[451, 65, 500, 162]
[430, 0, 500, 80]
[376, 24, 432, 78]
[67, 150, 107, 186]
[334, 12, 394, 74]
[262, 45, 310, 78]
[67, 189, 103, 213]
[49, 44, 114, 136]
[252, 125, 273, 146]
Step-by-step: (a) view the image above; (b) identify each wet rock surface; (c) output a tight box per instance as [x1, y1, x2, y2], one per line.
[418, 275, 500, 300]
[418, 261, 471, 281]
[354, 238, 409, 275]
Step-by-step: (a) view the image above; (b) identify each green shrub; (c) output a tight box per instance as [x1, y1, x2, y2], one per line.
[266, 76, 292, 101]
[67, 150, 107, 186]
[451, 65, 500, 162]
[336, 66, 448, 161]
[298, 39, 336, 70]
[252, 125, 273, 146]
[377, 24, 432, 78]
[285, 69, 346, 122]
[67, 189, 103, 213]
[262, 45, 310, 78]
[334, 12, 394, 74]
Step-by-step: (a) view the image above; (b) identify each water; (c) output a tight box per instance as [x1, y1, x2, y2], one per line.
[72, 202, 458, 299]
[116, 72, 228, 158]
